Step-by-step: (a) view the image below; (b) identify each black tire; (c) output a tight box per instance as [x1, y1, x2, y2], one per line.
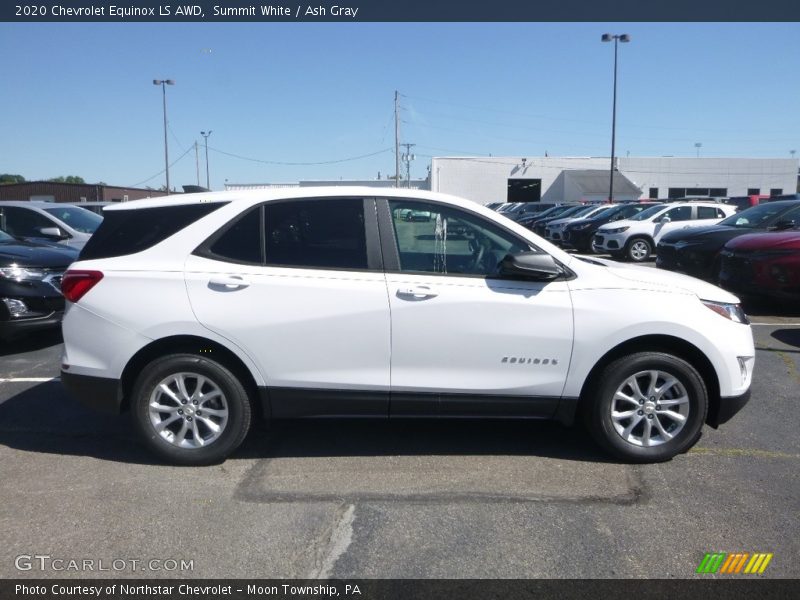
[625, 237, 653, 262]
[586, 352, 707, 463]
[131, 354, 252, 465]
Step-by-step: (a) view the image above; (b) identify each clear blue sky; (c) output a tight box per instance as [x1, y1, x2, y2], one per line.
[1, 22, 798, 190]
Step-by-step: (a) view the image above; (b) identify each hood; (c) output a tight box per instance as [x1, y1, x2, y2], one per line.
[576, 256, 740, 303]
[597, 218, 637, 231]
[726, 230, 800, 252]
[0, 239, 79, 268]
[659, 224, 737, 244]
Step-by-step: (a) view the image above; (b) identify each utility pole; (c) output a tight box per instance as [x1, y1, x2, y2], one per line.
[401, 143, 416, 188]
[201, 130, 212, 189]
[394, 90, 400, 188]
[194, 141, 200, 186]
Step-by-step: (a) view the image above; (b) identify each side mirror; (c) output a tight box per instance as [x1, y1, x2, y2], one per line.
[659, 216, 671, 224]
[771, 219, 796, 231]
[499, 252, 563, 281]
[39, 227, 68, 240]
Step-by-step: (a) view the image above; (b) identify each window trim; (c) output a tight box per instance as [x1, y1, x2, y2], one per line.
[193, 197, 383, 273]
[375, 197, 573, 281]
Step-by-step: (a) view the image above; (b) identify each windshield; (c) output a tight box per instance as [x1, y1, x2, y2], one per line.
[555, 205, 588, 219]
[0, 229, 14, 242]
[43, 206, 103, 233]
[528, 206, 563, 219]
[718, 202, 799, 229]
[588, 207, 617, 220]
[630, 204, 669, 222]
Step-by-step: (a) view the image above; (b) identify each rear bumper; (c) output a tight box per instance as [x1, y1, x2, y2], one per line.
[61, 370, 124, 414]
[707, 388, 751, 428]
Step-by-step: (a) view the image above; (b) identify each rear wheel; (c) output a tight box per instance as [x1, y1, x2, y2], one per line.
[131, 354, 252, 465]
[586, 352, 707, 462]
[625, 237, 653, 262]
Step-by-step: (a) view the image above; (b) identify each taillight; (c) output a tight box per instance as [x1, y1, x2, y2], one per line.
[61, 270, 104, 303]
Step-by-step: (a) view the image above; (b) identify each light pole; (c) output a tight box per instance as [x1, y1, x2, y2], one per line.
[153, 79, 175, 192]
[695, 142, 702, 158]
[201, 130, 213, 189]
[601, 33, 630, 203]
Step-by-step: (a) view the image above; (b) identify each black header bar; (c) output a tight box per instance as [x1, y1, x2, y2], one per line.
[3, 0, 800, 22]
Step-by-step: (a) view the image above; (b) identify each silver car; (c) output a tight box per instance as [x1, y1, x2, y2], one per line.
[0, 201, 102, 250]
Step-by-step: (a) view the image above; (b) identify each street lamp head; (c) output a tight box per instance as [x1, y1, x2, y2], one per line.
[619, 34, 631, 43]
[165, 79, 175, 85]
[152, 79, 160, 85]
[601, 34, 612, 42]
[153, 79, 175, 85]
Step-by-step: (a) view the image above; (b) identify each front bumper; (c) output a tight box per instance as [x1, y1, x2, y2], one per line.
[61, 370, 124, 414]
[707, 388, 751, 428]
[0, 309, 63, 340]
[593, 232, 625, 252]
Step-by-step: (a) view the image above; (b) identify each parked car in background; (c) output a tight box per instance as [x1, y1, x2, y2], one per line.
[65, 201, 113, 216]
[656, 200, 800, 280]
[0, 201, 102, 250]
[594, 202, 736, 262]
[532, 205, 591, 237]
[515, 204, 576, 229]
[563, 202, 663, 253]
[0, 228, 78, 340]
[718, 229, 800, 302]
[544, 205, 610, 245]
[505, 202, 558, 222]
[60, 187, 753, 466]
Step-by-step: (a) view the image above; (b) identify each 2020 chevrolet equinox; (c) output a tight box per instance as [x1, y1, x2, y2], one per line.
[60, 188, 754, 465]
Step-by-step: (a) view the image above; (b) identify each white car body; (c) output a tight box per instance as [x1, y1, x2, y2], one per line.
[593, 202, 736, 260]
[59, 188, 754, 464]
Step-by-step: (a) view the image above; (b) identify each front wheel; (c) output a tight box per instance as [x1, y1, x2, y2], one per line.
[131, 354, 252, 465]
[625, 237, 653, 262]
[586, 352, 707, 463]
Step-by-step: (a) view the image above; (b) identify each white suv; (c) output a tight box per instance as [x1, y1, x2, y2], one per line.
[593, 202, 736, 262]
[60, 188, 754, 465]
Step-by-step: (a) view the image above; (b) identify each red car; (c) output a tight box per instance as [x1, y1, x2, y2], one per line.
[718, 230, 800, 301]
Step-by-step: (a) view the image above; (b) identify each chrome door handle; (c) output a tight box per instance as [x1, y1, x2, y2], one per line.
[396, 285, 438, 299]
[209, 275, 250, 289]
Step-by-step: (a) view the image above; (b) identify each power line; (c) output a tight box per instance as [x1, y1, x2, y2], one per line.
[208, 146, 392, 166]
[127, 145, 194, 188]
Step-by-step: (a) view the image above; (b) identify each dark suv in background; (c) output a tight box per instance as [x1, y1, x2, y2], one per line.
[0, 228, 78, 339]
[656, 200, 800, 281]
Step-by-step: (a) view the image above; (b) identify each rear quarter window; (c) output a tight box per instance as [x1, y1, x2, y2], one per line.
[79, 202, 228, 260]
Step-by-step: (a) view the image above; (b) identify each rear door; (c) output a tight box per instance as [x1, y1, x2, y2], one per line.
[184, 197, 391, 417]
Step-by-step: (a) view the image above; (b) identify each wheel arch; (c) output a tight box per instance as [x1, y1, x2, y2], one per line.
[576, 334, 721, 426]
[119, 335, 267, 419]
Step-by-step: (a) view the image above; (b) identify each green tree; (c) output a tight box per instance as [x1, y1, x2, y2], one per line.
[48, 175, 86, 184]
[0, 174, 25, 184]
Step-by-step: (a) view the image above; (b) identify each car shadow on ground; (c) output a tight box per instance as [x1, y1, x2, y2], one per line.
[0, 328, 63, 357]
[770, 328, 800, 351]
[0, 382, 614, 465]
[742, 297, 800, 319]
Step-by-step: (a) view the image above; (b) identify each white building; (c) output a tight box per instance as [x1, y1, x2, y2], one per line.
[430, 156, 799, 205]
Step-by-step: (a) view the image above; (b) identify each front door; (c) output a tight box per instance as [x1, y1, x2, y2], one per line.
[380, 199, 574, 417]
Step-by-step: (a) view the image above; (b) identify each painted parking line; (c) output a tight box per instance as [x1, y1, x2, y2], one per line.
[750, 322, 800, 327]
[0, 377, 60, 383]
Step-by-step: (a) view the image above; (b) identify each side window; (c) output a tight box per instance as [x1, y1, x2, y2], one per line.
[388, 200, 531, 277]
[697, 206, 719, 219]
[664, 206, 692, 222]
[716, 208, 726, 218]
[3, 207, 58, 237]
[207, 206, 263, 264]
[264, 198, 368, 270]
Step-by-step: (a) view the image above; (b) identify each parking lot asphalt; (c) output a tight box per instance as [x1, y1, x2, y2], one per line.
[1, 294, 799, 579]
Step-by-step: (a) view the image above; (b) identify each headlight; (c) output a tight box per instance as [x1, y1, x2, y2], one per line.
[604, 226, 629, 234]
[572, 223, 592, 230]
[701, 299, 749, 324]
[0, 266, 47, 281]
